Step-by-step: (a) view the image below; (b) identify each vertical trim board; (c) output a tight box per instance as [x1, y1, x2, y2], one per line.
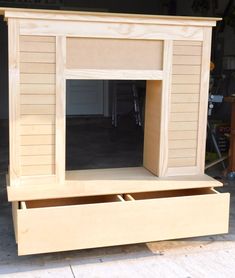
[196, 28, 212, 173]
[8, 19, 20, 185]
[158, 40, 173, 176]
[55, 36, 66, 184]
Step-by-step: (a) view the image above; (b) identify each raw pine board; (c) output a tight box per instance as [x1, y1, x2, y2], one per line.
[19, 35, 56, 176]
[168, 41, 202, 168]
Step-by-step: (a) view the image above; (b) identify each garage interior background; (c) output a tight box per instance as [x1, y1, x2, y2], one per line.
[0, 0, 235, 173]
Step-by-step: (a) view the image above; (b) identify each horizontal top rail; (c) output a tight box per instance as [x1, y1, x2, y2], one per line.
[1, 7, 221, 27]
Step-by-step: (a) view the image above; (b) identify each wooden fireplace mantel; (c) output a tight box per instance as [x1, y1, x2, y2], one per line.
[3, 8, 221, 185]
[1, 8, 229, 256]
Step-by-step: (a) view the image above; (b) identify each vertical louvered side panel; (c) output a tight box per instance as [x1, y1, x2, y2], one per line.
[168, 41, 202, 168]
[19, 36, 56, 176]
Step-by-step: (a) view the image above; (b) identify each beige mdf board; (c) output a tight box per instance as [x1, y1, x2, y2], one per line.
[16, 188, 229, 255]
[66, 37, 163, 70]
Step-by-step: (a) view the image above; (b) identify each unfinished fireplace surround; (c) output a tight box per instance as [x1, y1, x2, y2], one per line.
[1, 8, 230, 255]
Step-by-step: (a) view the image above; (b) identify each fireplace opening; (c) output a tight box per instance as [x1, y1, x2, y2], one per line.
[66, 80, 146, 171]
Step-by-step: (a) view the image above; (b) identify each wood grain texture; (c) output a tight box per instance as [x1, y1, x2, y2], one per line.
[19, 35, 56, 176]
[4, 10, 227, 257]
[3, 9, 220, 26]
[20, 84, 55, 94]
[20, 63, 55, 74]
[20, 74, 55, 84]
[20, 105, 55, 115]
[21, 95, 55, 105]
[143, 80, 162, 175]
[171, 103, 199, 113]
[158, 40, 173, 177]
[55, 36, 66, 184]
[171, 94, 199, 103]
[20, 41, 55, 52]
[21, 115, 55, 125]
[169, 122, 198, 131]
[7, 167, 223, 201]
[21, 145, 55, 156]
[170, 112, 198, 122]
[168, 157, 197, 167]
[19, 175, 56, 186]
[169, 131, 198, 140]
[168, 40, 202, 171]
[173, 45, 202, 56]
[172, 75, 200, 84]
[21, 125, 55, 135]
[172, 84, 200, 94]
[18, 19, 204, 41]
[20, 52, 55, 63]
[12, 202, 18, 243]
[169, 149, 197, 158]
[17, 188, 229, 255]
[21, 155, 54, 166]
[20, 35, 55, 42]
[169, 140, 197, 149]
[21, 135, 55, 146]
[172, 65, 201, 75]
[21, 165, 55, 176]
[8, 19, 20, 186]
[65, 69, 163, 80]
[173, 55, 201, 65]
[196, 28, 212, 173]
[173, 41, 203, 46]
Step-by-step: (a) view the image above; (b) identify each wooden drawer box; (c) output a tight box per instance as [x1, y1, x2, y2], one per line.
[15, 188, 229, 255]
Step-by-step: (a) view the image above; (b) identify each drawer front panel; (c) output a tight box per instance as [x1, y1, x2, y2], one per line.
[17, 191, 229, 255]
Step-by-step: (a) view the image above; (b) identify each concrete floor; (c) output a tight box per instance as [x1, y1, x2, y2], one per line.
[1, 121, 235, 277]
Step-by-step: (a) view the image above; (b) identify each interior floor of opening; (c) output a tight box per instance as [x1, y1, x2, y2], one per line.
[66, 115, 144, 170]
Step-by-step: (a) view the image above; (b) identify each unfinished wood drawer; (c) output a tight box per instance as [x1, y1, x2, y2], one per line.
[16, 188, 229, 255]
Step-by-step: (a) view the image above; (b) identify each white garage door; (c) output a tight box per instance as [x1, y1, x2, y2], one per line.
[66, 80, 105, 116]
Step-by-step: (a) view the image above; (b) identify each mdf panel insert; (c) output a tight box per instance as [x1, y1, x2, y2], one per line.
[67, 37, 163, 70]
